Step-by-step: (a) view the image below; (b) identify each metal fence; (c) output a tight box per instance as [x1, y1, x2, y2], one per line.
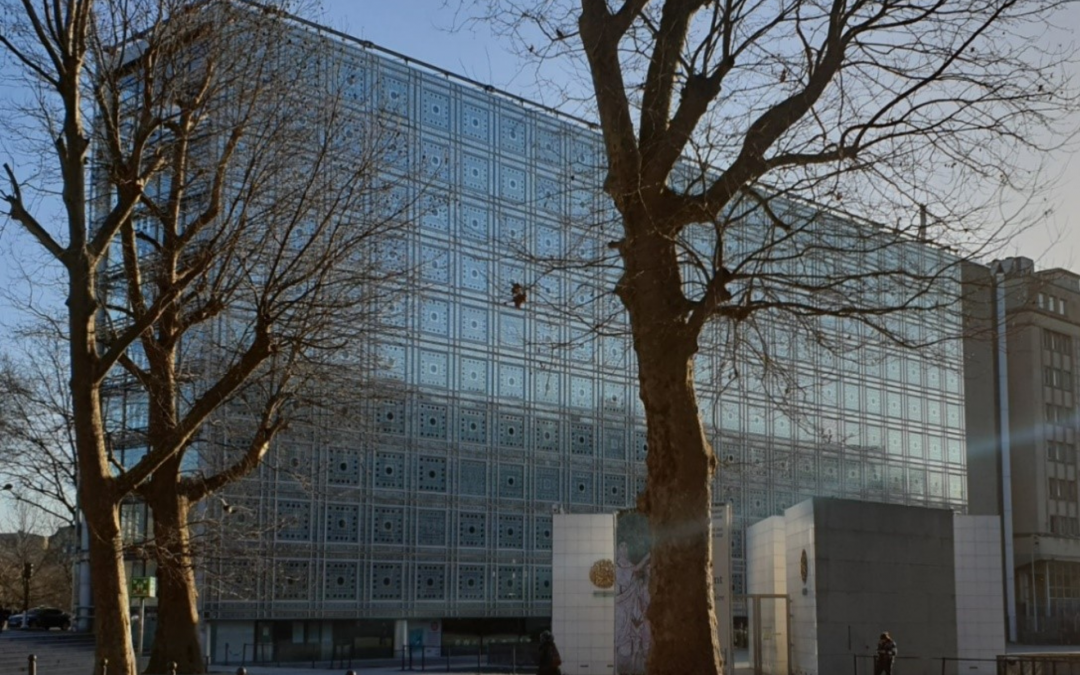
[24, 654, 176, 675]
[397, 643, 539, 673]
[852, 654, 1080, 675]
[13, 644, 530, 674]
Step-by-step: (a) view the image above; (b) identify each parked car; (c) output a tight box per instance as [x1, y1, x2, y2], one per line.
[6, 607, 71, 630]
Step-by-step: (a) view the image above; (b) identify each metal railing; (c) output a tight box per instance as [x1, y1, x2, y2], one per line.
[852, 653, 1080, 675]
[24, 654, 181, 675]
[997, 655, 1080, 675]
[240, 641, 275, 666]
[20, 652, 362, 675]
[398, 643, 497, 672]
[853, 653, 926, 675]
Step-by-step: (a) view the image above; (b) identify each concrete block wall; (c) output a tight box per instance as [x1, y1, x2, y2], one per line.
[747, 515, 790, 675]
[552, 513, 616, 675]
[784, 500, 818, 675]
[747, 515, 788, 595]
[746, 500, 1007, 675]
[954, 515, 1005, 674]
[812, 500, 958, 675]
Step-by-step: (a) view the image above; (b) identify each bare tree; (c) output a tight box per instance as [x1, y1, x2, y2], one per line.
[0, 500, 73, 616]
[0, 1, 410, 673]
[0, 344, 78, 528]
[462, 1, 1079, 674]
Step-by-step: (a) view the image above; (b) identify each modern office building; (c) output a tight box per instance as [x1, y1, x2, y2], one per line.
[90, 11, 970, 663]
[964, 257, 1080, 644]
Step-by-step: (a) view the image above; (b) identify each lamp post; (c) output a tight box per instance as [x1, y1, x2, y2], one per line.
[1031, 534, 1040, 632]
[2, 485, 35, 617]
[22, 562, 34, 617]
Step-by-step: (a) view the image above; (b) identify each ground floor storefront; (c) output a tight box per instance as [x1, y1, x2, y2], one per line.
[208, 616, 551, 665]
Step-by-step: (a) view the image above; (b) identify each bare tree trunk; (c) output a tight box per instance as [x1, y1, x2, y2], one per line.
[617, 216, 723, 675]
[636, 332, 722, 675]
[82, 492, 137, 675]
[68, 233, 139, 675]
[145, 476, 204, 674]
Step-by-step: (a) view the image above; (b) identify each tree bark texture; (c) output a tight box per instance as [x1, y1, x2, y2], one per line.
[69, 241, 139, 675]
[82, 488, 137, 675]
[620, 217, 722, 675]
[634, 328, 722, 675]
[145, 473, 204, 675]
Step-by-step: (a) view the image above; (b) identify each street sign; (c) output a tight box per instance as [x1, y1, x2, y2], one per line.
[131, 576, 157, 598]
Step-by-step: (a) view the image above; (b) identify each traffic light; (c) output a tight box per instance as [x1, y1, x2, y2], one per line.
[22, 562, 34, 579]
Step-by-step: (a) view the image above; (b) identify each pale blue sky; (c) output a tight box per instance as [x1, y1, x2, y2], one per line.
[316, 0, 1080, 268]
[1, 0, 1078, 338]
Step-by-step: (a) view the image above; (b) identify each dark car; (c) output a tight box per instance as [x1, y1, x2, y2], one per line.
[6, 607, 71, 630]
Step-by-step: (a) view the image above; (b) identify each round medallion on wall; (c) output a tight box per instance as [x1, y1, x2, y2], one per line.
[589, 559, 616, 589]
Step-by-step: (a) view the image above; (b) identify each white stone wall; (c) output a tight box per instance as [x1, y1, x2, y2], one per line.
[747, 515, 790, 675]
[713, 504, 736, 668]
[784, 500, 818, 675]
[954, 515, 1006, 674]
[553, 513, 616, 675]
[745, 502, 1007, 675]
[747, 516, 788, 596]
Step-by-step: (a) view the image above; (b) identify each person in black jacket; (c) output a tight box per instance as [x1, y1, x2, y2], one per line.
[875, 632, 898, 675]
[537, 630, 562, 675]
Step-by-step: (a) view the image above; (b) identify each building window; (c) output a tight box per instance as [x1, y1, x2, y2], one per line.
[1050, 516, 1080, 537]
[1043, 329, 1073, 354]
[1046, 404, 1074, 426]
[1049, 478, 1077, 501]
[1038, 292, 1068, 316]
[1044, 366, 1074, 392]
[1047, 442, 1077, 464]
[1047, 561, 1080, 607]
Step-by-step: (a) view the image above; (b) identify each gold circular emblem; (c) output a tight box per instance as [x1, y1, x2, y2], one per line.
[589, 559, 616, 589]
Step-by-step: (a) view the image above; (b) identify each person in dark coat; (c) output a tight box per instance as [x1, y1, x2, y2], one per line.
[875, 631, 898, 675]
[0, 607, 10, 632]
[537, 630, 562, 675]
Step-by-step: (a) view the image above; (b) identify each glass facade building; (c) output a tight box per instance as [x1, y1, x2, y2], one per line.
[182, 17, 971, 659]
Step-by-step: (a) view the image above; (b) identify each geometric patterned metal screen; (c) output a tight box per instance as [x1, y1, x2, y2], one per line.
[206, 27, 969, 621]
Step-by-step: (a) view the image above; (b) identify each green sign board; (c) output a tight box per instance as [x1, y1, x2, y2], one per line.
[131, 576, 157, 598]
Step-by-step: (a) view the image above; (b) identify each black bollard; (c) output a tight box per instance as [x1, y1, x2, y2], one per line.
[346, 671, 357, 675]
[168, 662, 178, 675]
[101, 657, 109, 675]
[28, 655, 37, 675]
[235, 668, 247, 675]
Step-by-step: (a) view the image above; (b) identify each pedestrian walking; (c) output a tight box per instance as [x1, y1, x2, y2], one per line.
[537, 630, 562, 675]
[874, 631, 898, 675]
